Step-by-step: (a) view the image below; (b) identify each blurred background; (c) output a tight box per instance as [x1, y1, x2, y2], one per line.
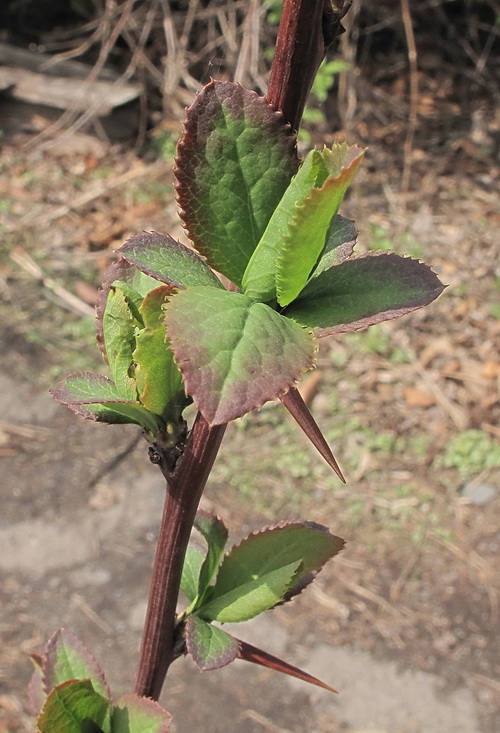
[0, 1, 499, 731]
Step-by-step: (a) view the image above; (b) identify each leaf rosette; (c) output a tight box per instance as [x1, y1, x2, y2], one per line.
[52, 80, 444, 473]
[117, 82, 444, 430]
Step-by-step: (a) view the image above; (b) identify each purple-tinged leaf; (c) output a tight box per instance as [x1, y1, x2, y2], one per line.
[211, 521, 344, 596]
[194, 510, 228, 549]
[278, 570, 319, 605]
[96, 258, 161, 361]
[280, 387, 345, 482]
[133, 285, 186, 421]
[101, 285, 138, 400]
[166, 287, 316, 425]
[242, 147, 330, 302]
[50, 372, 163, 434]
[237, 640, 338, 693]
[28, 664, 45, 716]
[284, 253, 445, 336]
[198, 522, 344, 622]
[198, 559, 301, 623]
[185, 615, 240, 670]
[193, 510, 229, 602]
[309, 215, 357, 276]
[37, 679, 110, 733]
[42, 629, 110, 700]
[51, 372, 132, 405]
[118, 232, 223, 290]
[181, 545, 206, 603]
[276, 145, 365, 306]
[112, 693, 172, 733]
[175, 80, 298, 286]
[242, 144, 363, 304]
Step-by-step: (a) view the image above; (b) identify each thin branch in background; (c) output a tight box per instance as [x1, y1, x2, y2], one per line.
[86, 432, 142, 491]
[26, 0, 137, 149]
[399, 0, 419, 207]
[338, 0, 361, 129]
[10, 248, 95, 318]
[234, 0, 266, 93]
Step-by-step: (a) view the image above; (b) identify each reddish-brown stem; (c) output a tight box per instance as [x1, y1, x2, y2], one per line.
[134, 0, 348, 703]
[267, 0, 347, 129]
[134, 414, 226, 699]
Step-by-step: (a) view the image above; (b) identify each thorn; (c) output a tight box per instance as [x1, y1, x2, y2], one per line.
[280, 387, 346, 483]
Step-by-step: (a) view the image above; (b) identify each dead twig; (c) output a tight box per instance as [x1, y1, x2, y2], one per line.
[242, 710, 293, 733]
[399, 0, 419, 207]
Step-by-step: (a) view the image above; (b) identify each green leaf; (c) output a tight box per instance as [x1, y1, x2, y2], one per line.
[193, 511, 228, 605]
[102, 285, 138, 400]
[166, 287, 316, 424]
[175, 80, 298, 286]
[112, 694, 171, 733]
[133, 285, 186, 421]
[309, 215, 357, 276]
[42, 629, 110, 700]
[197, 559, 301, 623]
[208, 522, 343, 604]
[37, 680, 109, 733]
[180, 546, 205, 603]
[50, 373, 163, 435]
[276, 144, 365, 306]
[242, 148, 327, 302]
[118, 232, 223, 290]
[241, 144, 363, 304]
[284, 253, 446, 336]
[185, 615, 240, 670]
[96, 259, 161, 360]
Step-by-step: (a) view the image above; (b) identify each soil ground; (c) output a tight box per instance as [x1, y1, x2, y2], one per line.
[0, 67, 499, 732]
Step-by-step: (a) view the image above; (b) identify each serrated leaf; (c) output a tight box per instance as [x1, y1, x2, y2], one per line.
[197, 559, 301, 623]
[166, 287, 316, 425]
[97, 259, 162, 359]
[118, 232, 223, 290]
[102, 285, 138, 400]
[112, 693, 171, 733]
[133, 285, 186, 421]
[185, 615, 240, 670]
[276, 145, 365, 306]
[180, 545, 206, 603]
[310, 215, 357, 276]
[237, 640, 338, 693]
[199, 522, 344, 622]
[284, 253, 445, 335]
[50, 373, 163, 434]
[193, 510, 228, 605]
[175, 80, 298, 286]
[37, 679, 109, 733]
[42, 629, 110, 700]
[28, 666, 45, 716]
[242, 144, 364, 305]
[242, 148, 328, 302]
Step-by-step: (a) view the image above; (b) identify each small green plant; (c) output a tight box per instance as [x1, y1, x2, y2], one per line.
[150, 130, 178, 163]
[34, 2, 445, 730]
[301, 58, 351, 140]
[437, 429, 500, 477]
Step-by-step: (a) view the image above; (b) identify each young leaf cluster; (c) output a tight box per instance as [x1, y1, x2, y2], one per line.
[31, 629, 171, 733]
[116, 81, 444, 431]
[177, 510, 343, 691]
[52, 81, 443, 469]
[51, 259, 190, 449]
